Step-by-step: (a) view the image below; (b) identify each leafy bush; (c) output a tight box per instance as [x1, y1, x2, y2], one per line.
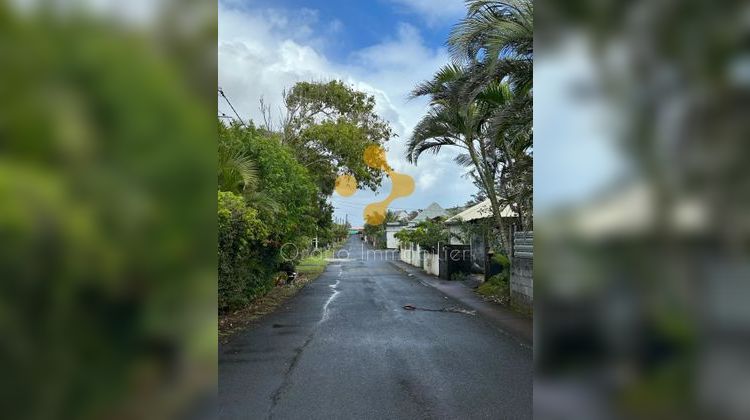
[394, 219, 450, 252]
[220, 123, 319, 248]
[492, 253, 510, 269]
[218, 191, 272, 311]
[477, 272, 510, 298]
[451, 272, 469, 281]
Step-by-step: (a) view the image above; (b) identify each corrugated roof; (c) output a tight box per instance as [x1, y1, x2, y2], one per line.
[444, 199, 516, 223]
[394, 210, 410, 221]
[410, 202, 447, 222]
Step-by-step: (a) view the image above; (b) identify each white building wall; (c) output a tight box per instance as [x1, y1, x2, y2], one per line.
[386, 230, 399, 249]
[400, 243, 421, 267]
[410, 244, 422, 267]
[400, 245, 411, 263]
[385, 224, 407, 249]
[422, 252, 440, 276]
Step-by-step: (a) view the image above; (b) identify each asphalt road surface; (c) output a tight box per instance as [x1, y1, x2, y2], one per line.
[219, 236, 532, 419]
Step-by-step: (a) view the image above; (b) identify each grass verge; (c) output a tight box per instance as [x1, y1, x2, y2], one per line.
[476, 278, 511, 306]
[219, 242, 344, 343]
[475, 273, 533, 317]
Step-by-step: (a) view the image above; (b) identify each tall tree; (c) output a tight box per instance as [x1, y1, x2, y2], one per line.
[280, 81, 394, 195]
[406, 0, 534, 253]
[407, 66, 515, 252]
[451, 0, 533, 230]
[219, 122, 319, 250]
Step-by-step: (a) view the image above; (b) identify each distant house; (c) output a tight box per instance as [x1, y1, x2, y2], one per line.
[385, 222, 406, 249]
[385, 203, 448, 249]
[409, 202, 447, 225]
[551, 182, 707, 239]
[393, 210, 411, 222]
[444, 199, 517, 273]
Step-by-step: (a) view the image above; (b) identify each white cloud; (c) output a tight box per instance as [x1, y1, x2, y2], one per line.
[218, 1, 475, 224]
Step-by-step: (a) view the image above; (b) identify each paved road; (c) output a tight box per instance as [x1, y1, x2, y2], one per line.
[219, 236, 532, 419]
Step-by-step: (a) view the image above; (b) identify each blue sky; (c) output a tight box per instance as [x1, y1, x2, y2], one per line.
[219, 0, 474, 226]
[225, 0, 456, 59]
[219, 0, 626, 225]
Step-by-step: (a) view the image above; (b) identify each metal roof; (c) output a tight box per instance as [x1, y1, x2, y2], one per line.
[444, 199, 516, 223]
[410, 202, 447, 223]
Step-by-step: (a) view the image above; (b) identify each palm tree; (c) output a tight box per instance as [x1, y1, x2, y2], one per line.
[407, 66, 515, 252]
[218, 147, 259, 194]
[406, 0, 534, 252]
[449, 0, 533, 156]
[218, 126, 280, 215]
[448, 0, 532, 96]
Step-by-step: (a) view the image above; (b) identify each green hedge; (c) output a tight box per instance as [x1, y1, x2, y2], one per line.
[218, 191, 274, 311]
[394, 219, 450, 252]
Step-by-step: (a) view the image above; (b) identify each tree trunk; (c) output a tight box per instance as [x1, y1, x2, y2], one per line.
[465, 138, 510, 256]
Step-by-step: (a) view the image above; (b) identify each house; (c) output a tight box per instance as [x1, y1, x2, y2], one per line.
[385, 222, 407, 249]
[409, 202, 447, 225]
[385, 203, 448, 249]
[444, 199, 517, 273]
[393, 210, 411, 222]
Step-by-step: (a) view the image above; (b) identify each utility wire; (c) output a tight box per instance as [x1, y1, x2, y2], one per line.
[218, 87, 246, 127]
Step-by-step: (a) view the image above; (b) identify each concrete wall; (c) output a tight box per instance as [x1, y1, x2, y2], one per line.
[510, 231, 533, 309]
[412, 244, 422, 267]
[510, 256, 533, 307]
[469, 234, 486, 273]
[422, 252, 440, 276]
[400, 243, 423, 267]
[400, 245, 412, 264]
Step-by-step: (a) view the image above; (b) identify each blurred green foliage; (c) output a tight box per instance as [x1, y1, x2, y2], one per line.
[0, 2, 216, 419]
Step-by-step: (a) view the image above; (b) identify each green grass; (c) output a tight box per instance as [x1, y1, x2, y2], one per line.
[476, 273, 533, 317]
[296, 241, 346, 279]
[296, 256, 328, 277]
[476, 273, 511, 306]
[477, 280, 508, 297]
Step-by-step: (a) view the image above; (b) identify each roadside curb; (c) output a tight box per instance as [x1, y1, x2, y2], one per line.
[388, 259, 533, 347]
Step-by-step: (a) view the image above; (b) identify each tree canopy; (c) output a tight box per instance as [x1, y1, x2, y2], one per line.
[280, 80, 394, 194]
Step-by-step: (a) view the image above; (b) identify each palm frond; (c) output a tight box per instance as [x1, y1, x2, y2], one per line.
[218, 148, 260, 193]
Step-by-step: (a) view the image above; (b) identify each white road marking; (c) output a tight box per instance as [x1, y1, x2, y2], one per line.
[321, 267, 343, 322]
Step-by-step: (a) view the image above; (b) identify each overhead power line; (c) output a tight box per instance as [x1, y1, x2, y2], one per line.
[218, 87, 246, 127]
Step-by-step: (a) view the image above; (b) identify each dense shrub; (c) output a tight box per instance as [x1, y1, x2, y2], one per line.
[219, 123, 319, 247]
[478, 254, 511, 298]
[218, 191, 272, 311]
[394, 219, 450, 252]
